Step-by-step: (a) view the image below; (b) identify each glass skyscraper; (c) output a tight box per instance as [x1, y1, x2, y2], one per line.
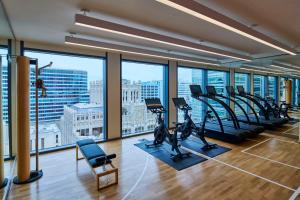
[29, 68, 89, 122]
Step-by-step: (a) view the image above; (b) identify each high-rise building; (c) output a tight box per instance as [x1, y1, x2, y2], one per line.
[60, 103, 104, 145]
[29, 68, 89, 122]
[191, 69, 204, 121]
[89, 80, 103, 105]
[121, 79, 156, 135]
[2, 66, 9, 122]
[141, 81, 163, 101]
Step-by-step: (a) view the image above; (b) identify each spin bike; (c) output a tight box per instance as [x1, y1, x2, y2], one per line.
[145, 98, 191, 161]
[173, 97, 216, 150]
[266, 96, 291, 119]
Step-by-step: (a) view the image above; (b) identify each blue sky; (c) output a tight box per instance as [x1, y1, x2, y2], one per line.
[25, 51, 167, 82]
[25, 51, 104, 84]
[1, 48, 200, 84]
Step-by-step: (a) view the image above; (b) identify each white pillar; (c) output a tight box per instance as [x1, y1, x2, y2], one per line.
[106, 52, 121, 139]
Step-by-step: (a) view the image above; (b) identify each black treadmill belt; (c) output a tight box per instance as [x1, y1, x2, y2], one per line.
[200, 122, 248, 143]
[209, 120, 264, 136]
[238, 115, 287, 129]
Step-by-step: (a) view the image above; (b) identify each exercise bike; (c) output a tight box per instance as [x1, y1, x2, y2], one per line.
[173, 97, 216, 151]
[266, 96, 291, 119]
[145, 98, 191, 161]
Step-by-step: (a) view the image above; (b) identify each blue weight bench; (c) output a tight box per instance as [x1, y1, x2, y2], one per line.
[76, 139, 118, 190]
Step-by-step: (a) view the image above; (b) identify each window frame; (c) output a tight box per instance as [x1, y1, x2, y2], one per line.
[176, 65, 231, 121]
[176, 65, 205, 122]
[23, 47, 107, 153]
[267, 75, 278, 103]
[253, 74, 267, 98]
[0, 41, 12, 160]
[120, 58, 169, 138]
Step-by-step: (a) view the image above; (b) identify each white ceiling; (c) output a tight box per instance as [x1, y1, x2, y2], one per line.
[1, 0, 300, 65]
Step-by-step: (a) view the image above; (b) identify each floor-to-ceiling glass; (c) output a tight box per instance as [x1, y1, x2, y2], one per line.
[253, 75, 266, 97]
[177, 67, 204, 122]
[296, 79, 300, 106]
[280, 77, 285, 101]
[291, 78, 296, 105]
[0, 46, 9, 157]
[207, 70, 229, 118]
[121, 60, 166, 137]
[234, 73, 250, 115]
[25, 50, 105, 151]
[268, 76, 277, 103]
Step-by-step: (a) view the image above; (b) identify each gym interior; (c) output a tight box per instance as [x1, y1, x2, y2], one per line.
[0, 0, 299, 199]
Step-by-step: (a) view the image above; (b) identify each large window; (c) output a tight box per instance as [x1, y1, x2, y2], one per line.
[0, 46, 9, 157]
[121, 60, 166, 137]
[234, 73, 250, 115]
[291, 78, 296, 106]
[253, 75, 266, 97]
[268, 76, 278, 102]
[177, 67, 204, 122]
[280, 77, 285, 101]
[207, 70, 229, 118]
[25, 50, 105, 151]
[296, 79, 300, 106]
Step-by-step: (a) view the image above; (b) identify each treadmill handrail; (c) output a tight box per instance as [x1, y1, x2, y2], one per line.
[231, 94, 260, 123]
[250, 94, 278, 117]
[216, 94, 250, 123]
[191, 95, 224, 133]
[239, 93, 270, 120]
[202, 94, 240, 129]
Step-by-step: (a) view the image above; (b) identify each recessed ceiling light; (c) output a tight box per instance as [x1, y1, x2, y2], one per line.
[155, 0, 296, 55]
[74, 14, 251, 61]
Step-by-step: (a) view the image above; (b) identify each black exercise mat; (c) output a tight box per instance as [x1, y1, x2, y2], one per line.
[180, 136, 231, 157]
[288, 118, 300, 125]
[134, 139, 207, 171]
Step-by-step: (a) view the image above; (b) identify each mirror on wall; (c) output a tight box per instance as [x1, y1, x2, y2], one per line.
[0, 1, 14, 195]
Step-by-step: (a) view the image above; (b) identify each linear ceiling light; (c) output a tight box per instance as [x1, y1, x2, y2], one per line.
[74, 14, 251, 61]
[65, 36, 220, 66]
[240, 68, 282, 75]
[275, 62, 300, 70]
[246, 66, 283, 73]
[270, 64, 299, 72]
[155, 0, 296, 55]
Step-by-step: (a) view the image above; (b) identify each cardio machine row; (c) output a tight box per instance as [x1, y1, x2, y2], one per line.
[144, 84, 290, 161]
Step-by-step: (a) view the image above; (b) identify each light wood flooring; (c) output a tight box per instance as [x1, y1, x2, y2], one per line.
[2, 121, 300, 200]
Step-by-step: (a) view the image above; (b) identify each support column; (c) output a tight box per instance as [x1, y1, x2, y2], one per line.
[15, 56, 31, 182]
[10, 40, 19, 156]
[168, 61, 177, 127]
[106, 52, 121, 140]
[286, 80, 292, 105]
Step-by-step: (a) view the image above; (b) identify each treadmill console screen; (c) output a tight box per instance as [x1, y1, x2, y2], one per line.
[237, 86, 245, 94]
[190, 85, 203, 97]
[172, 97, 187, 107]
[206, 86, 217, 96]
[145, 98, 163, 109]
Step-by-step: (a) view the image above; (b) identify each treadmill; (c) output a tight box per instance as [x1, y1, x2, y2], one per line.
[189, 84, 250, 143]
[236, 86, 288, 128]
[205, 85, 264, 136]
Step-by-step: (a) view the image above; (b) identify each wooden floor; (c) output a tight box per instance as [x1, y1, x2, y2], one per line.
[3, 122, 300, 200]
